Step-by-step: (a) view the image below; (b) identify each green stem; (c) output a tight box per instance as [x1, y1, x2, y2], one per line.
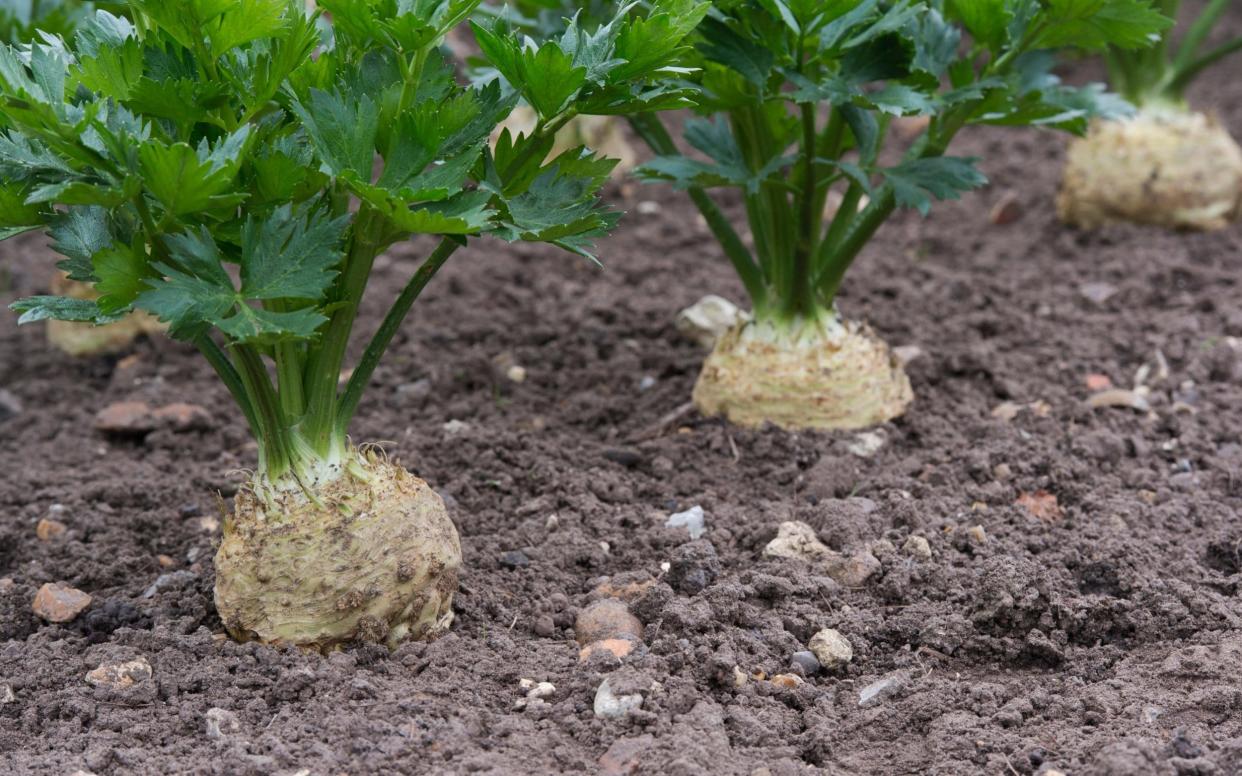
[1173, 0, 1227, 73]
[301, 208, 382, 456]
[787, 100, 819, 322]
[193, 333, 261, 441]
[627, 113, 767, 311]
[231, 343, 291, 478]
[335, 237, 460, 436]
[1165, 36, 1242, 99]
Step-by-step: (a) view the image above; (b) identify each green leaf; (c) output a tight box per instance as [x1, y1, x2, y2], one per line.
[48, 207, 111, 281]
[883, 156, 987, 215]
[290, 88, 379, 178]
[137, 141, 244, 216]
[1034, 0, 1172, 51]
[238, 207, 347, 301]
[10, 295, 125, 325]
[93, 244, 154, 314]
[216, 305, 327, 345]
[945, 0, 1010, 52]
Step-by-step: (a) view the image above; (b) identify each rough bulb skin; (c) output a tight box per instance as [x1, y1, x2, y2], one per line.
[692, 317, 913, 430]
[214, 449, 462, 651]
[1057, 109, 1242, 231]
[493, 106, 637, 178]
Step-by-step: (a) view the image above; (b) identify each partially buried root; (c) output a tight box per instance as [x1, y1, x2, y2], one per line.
[693, 317, 913, 431]
[214, 448, 462, 651]
[1057, 109, 1242, 231]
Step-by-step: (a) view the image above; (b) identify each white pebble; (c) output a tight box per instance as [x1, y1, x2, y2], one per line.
[665, 505, 707, 540]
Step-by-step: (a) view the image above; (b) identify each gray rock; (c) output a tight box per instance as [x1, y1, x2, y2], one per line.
[593, 679, 643, 719]
[142, 570, 198, 599]
[665, 505, 707, 540]
[789, 651, 821, 676]
[205, 707, 241, 740]
[808, 628, 853, 669]
[498, 550, 530, 569]
[858, 671, 909, 707]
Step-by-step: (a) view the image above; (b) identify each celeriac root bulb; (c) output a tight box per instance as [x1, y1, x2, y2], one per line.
[693, 317, 913, 430]
[1057, 109, 1242, 230]
[493, 106, 637, 178]
[47, 273, 163, 356]
[214, 449, 462, 651]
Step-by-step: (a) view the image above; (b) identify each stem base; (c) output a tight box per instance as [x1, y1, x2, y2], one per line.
[214, 448, 462, 651]
[692, 316, 913, 431]
[1058, 108, 1242, 231]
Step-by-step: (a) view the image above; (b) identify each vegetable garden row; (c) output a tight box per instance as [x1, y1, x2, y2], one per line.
[1, 1, 1240, 774]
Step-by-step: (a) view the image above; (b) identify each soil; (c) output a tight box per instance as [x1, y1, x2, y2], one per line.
[4, 22, 1242, 776]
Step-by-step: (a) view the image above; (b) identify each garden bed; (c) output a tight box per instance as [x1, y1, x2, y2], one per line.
[3, 56, 1242, 776]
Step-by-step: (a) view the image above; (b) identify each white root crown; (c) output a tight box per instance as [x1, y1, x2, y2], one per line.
[692, 316, 913, 431]
[1057, 108, 1242, 231]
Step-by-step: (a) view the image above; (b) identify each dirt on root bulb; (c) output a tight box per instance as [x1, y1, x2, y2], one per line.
[5, 40, 1242, 776]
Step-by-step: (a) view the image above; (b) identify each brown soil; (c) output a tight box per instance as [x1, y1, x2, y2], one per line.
[3, 34, 1242, 776]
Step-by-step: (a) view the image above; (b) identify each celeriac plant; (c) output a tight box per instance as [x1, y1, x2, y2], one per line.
[629, 0, 1169, 430]
[1059, 0, 1242, 229]
[0, 0, 704, 649]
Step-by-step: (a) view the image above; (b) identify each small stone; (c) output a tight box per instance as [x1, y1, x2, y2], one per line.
[32, 582, 92, 622]
[902, 535, 932, 560]
[1085, 373, 1113, 391]
[526, 681, 555, 700]
[498, 550, 530, 569]
[858, 672, 908, 706]
[593, 679, 643, 719]
[142, 570, 197, 599]
[85, 657, 152, 690]
[1087, 389, 1150, 412]
[1078, 282, 1118, 304]
[603, 448, 644, 468]
[36, 518, 67, 541]
[575, 599, 643, 645]
[205, 707, 241, 739]
[732, 666, 749, 688]
[789, 651, 821, 676]
[1016, 491, 1063, 522]
[892, 345, 925, 366]
[809, 628, 853, 669]
[992, 463, 1013, 481]
[636, 200, 660, 214]
[94, 401, 155, 434]
[988, 192, 1023, 225]
[441, 419, 470, 436]
[153, 402, 213, 431]
[505, 365, 527, 384]
[157, 555, 175, 568]
[395, 378, 433, 401]
[533, 614, 555, 638]
[666, 540, 720, 595]
[0, 388, 22, 421]
[675, 295, 745, 348]
[763, 521, 834, 563]
[825, 551, 881, 587]
[665, 505, 707, 539]
[580, 638, 638, 663]
[1, 685, 14, 703]
[638, 376, 657, 392]
[770, 673, 804, 689]
[847, 430, 886, 458]
[967, 525, 988, 544]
